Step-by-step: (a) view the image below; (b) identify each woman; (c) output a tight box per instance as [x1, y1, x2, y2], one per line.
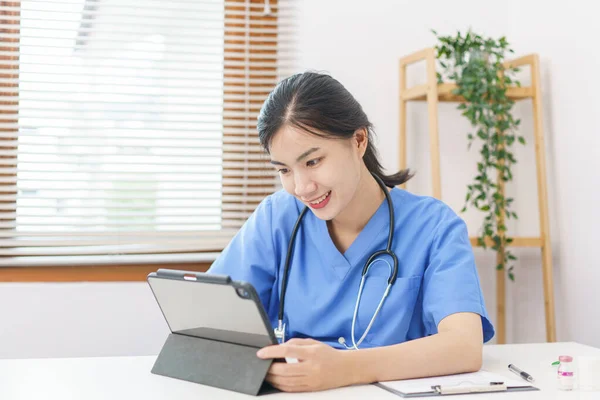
[208, 72, 494, 392]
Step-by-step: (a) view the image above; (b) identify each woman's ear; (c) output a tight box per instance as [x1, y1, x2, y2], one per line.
[353, 128, 369, 158]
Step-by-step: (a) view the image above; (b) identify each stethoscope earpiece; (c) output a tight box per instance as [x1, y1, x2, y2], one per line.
[338, 336, 351, 349]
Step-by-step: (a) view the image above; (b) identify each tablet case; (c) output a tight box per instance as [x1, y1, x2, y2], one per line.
[148, 269, 277, 396]
[152, 332, 274, 396]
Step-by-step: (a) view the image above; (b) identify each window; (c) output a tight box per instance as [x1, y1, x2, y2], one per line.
[0, 0, 297, 266]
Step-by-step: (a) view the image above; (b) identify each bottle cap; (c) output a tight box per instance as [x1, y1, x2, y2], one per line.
[559, 355, 573, 362]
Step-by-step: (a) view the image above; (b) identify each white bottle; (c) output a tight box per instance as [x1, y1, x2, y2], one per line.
[557, 355, 574, 390]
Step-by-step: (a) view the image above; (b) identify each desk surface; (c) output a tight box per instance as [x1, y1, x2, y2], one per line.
[1, 342, 599, 399]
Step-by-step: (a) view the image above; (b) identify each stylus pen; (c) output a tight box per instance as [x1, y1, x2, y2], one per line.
[508, 364, 535, 383]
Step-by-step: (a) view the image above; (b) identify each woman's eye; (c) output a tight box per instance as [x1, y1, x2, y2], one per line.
[278, 168, 289, 174]
[306, 158, 321, 167]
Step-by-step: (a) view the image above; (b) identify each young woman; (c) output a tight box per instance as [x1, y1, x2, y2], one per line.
[208, 72, 494, 392]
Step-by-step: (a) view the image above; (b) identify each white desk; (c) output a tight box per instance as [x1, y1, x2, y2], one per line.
[1, 342, 598, 399]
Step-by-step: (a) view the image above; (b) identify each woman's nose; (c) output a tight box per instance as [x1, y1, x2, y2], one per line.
[293, 173, 316, 198]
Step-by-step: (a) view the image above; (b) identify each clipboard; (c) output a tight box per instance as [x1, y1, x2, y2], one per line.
[374, 370, 539, 397]
[147, 269, 278, 396]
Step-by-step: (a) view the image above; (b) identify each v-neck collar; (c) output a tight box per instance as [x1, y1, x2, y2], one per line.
[306, 195, 391, 280]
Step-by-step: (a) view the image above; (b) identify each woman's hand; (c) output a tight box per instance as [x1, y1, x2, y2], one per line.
[256, 338, 356, 392]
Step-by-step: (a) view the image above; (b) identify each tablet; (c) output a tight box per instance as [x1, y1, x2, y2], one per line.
[147, 269, 278, 348]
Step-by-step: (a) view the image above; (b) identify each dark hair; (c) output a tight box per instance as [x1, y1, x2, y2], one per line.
[257, 72, 413, 187]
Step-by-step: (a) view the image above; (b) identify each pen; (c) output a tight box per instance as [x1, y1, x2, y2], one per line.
[508, 364, 535, 383]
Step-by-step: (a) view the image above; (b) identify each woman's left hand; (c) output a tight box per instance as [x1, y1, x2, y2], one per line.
[256, 338, 355, 392]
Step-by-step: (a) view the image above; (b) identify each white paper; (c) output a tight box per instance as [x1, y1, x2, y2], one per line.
[378, 370, 532, 395]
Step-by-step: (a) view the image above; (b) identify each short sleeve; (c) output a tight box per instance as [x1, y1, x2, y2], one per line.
[207, 196, 277, 310]
[422, 211, 495, 343]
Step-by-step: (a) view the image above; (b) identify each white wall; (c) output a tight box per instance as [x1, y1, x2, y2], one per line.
[1, 0, 598, 359]
[294, 0, 600, 346]
[505, 1, 600, 347]
[0, 283, 169, 359]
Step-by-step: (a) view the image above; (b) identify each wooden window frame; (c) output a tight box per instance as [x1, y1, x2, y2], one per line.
[0, 262, 212, 282]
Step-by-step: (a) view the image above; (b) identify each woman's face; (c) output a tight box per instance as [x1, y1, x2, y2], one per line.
[269, 124, 367, 221]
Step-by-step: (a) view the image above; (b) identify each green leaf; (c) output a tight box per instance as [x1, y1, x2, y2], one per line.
[496, 263, 504, 271]
[508, 271, 515, 281]
[480, 205, 490, 211]
[478, 237, 486, 248]
[518, 136, 526, 145]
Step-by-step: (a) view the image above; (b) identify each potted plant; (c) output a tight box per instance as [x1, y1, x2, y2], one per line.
[432, 29, 525, 281]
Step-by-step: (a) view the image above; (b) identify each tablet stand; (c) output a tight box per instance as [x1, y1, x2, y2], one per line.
[151, 333, 274, 396]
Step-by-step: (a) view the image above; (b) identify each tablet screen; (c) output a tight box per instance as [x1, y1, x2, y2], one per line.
[148, 275, 277, 348]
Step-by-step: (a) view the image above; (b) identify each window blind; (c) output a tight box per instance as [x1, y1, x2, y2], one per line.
[0, 0, 297, 266]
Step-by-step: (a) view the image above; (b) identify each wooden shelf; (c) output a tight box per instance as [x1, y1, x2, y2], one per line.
[469, 236, 543, 248]
[401, 83, 534, 102]
[399, 48, 556, 343]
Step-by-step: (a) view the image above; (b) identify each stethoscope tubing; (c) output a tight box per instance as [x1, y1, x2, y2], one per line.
[276, 174, 398, 348]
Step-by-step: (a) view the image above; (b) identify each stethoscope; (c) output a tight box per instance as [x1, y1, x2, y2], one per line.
[273, 174, 399, 350]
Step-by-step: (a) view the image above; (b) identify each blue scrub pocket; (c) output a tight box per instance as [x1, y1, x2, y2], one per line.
[355, 273, 422, 347]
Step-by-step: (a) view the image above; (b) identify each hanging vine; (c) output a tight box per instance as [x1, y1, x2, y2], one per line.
[432, 30, 525, 281]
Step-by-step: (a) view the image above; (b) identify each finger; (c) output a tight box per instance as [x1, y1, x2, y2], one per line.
[265, 373, 309, 392]
[257, 344, 308, 360]
[285, 338, 320, 346]
[268, 381, 310, 393]
[268, 360, 306, 377]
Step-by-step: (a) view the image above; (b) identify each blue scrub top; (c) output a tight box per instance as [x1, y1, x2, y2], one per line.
[208, 188, 494, 348]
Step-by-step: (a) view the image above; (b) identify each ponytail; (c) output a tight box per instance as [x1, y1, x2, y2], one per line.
[363, 129, 413, 187]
